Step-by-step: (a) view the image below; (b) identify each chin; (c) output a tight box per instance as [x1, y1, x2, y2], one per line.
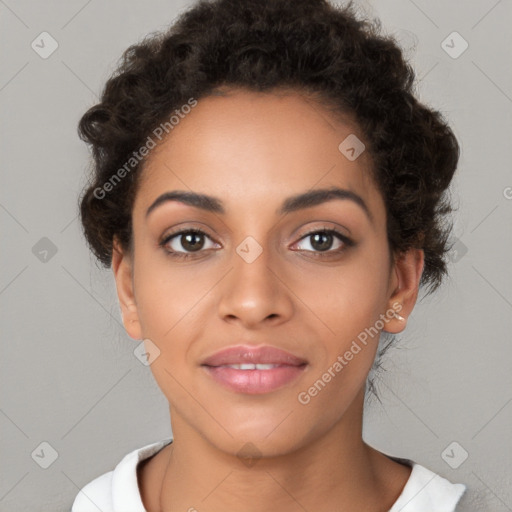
[202, 414, 316, 460]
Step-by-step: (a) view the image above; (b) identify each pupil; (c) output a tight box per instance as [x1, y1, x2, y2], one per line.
[311, 232, 332, 252]
[182, 232, 204, 251]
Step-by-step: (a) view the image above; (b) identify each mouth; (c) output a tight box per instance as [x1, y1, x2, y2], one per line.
[201, 364, 308, 394]
[200, 345, 308, 394]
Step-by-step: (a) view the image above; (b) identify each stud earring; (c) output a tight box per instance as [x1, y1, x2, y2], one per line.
[394, 310, 405, 322]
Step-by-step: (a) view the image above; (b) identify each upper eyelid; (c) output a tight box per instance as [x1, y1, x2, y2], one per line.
[158, 214, 352, 239]
[160, 228, 217, 245]
[299, 226, 350, 239]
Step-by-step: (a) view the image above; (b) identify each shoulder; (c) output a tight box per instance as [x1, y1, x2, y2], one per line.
[389, 460, 466, 512]
[71, 470, 114, 512]
[70, 438, 173, 512]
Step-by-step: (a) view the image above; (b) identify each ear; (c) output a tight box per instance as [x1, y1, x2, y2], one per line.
[111, 238, 142, 340]
[384, 248, 424, 334]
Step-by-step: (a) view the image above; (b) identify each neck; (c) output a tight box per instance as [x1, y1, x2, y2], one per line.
[150, 387, 410, 512]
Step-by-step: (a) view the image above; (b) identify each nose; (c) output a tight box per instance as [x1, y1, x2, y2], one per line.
[217, 239, 294, 329]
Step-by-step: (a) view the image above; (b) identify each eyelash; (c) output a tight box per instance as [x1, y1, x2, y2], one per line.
[158, 227, 354, 260]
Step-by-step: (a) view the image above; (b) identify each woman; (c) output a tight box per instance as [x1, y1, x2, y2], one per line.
[71, 0, 467, 510]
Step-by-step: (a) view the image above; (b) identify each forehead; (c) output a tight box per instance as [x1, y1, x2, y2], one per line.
[134, 89, 384, 220]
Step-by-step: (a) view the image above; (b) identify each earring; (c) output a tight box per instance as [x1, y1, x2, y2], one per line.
[394, 309, 405, 322]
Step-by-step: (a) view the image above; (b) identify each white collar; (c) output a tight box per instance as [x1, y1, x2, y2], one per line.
[73, 438, 466, 512]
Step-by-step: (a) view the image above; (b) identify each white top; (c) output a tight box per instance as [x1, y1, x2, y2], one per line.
[71, 438, 466, 512]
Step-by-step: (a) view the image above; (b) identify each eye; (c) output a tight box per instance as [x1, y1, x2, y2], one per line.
[159, 229, 218, 259]
[293, 228, 353, 255]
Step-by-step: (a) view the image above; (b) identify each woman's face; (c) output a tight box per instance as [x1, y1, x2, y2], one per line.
[113, 88, 421, 456]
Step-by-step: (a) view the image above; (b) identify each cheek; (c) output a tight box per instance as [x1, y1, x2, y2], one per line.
[132, 242, 215, 338]
[294, 241, 391, 338]
[132, 222, 192, 319]
[131, 248, 228, 391]
[294, 277, 384, 428]
[296, 279, 381, 391]
[292, 240, 391, 394]
[132, 257, 215, 403]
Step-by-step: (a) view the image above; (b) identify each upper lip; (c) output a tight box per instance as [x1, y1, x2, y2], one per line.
[201, 345, 308, 367]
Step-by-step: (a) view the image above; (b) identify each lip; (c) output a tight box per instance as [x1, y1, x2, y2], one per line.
[201, 345, 308, 366]
[201, 345, 308, 394]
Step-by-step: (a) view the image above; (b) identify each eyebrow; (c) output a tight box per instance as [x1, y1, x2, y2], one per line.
[145, 187, 372, 222]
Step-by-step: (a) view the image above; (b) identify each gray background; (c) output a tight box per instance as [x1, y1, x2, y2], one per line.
[1, 0, 511, 510]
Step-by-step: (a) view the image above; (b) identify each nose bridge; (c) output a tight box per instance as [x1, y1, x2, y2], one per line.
[217, 233, 293, 325]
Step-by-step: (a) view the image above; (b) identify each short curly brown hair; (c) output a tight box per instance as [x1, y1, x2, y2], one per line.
[78, 0, 459, 294]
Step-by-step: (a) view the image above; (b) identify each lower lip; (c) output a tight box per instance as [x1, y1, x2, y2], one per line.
[202, 365, 307, 394]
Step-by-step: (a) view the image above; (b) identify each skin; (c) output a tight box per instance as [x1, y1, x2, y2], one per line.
[112, 88, 424, 512]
